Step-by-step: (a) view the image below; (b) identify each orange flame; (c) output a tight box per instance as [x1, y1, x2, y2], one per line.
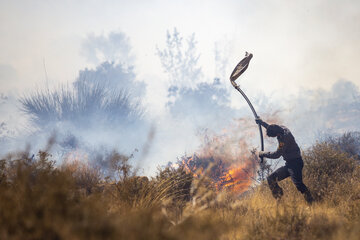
[181, 155, 256, 194]
[180, 120, 259, 194]
[217, 161, 255, 193]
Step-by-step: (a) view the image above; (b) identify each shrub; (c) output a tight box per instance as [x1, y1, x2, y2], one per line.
[20, 80, 143, 128]
[327, 132, 360, 160]
[1, 133, 360, 239]
[61, 159, 102, 195]
[0, 151, 121, 239]
[302, 140, 359, 202]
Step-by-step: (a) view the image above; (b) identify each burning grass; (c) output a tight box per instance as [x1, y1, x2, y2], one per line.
[0, 134, 359, 239]
[180, 127, 259, 195]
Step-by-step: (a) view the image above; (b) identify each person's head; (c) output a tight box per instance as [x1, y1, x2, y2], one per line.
[266, 124, 284, 137]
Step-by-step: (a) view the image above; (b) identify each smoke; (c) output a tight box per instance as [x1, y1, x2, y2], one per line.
[228, 79, 360, 153]
[0, 32, 151, 167]
[178, 119, 260, 194]
[141, 29, 360, 175]
[279, 79, 360, 146]
[156, 29, 236, 129]
[0, 64, 29, 149]
[17, 63, 149, 164]
[81, 32, 134, 67]
[156, 28, 203, 101]
[0, 65, 26, 144]
[0, 64, 19, 92]
[0, 93, 25, 140]
[141, 30, 239, 175]
[1, 28, 359, 178]
[169, 80, 234, 129]
[75, 61, 144, 100]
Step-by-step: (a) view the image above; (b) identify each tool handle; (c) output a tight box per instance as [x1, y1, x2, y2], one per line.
[232, 83, 265, 162]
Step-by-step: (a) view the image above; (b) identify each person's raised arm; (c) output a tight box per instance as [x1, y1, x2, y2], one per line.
[255, 117, 269, 129]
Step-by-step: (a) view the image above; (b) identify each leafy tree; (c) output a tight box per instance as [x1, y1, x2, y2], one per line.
[157, 28, 202, 100]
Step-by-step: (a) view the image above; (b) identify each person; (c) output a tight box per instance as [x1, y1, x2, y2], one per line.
[255, 117, 314, 204]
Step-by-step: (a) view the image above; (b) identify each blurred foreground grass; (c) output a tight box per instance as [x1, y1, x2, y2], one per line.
[0, 137, 359, 240]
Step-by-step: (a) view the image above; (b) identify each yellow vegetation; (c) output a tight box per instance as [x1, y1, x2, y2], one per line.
[0, 139, 359, 239]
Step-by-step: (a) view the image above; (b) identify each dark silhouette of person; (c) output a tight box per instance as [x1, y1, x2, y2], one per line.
[256, 117, 314, 204]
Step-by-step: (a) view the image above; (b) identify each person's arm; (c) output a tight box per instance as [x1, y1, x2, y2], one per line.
[255, 117, 269, 129]
[259, 141, 284, 159]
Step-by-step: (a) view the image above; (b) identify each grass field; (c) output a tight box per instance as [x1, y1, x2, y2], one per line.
[0, 135, 359, 240]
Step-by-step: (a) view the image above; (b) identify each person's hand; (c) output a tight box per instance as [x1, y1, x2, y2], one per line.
[255, 117, 263, 125]
[259, 151, 265, 158]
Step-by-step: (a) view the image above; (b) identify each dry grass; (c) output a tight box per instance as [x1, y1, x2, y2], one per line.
[0, 136, 359, 239]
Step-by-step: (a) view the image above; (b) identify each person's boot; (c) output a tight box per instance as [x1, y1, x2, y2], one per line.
[271, 185, 284, 200]
[303, 189, 314, 204]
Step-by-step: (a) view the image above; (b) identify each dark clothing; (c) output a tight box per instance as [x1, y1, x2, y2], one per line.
[267, 158, 313, 203]
[267, 158, 307, 193]
[259, 124, 301, 162]
[259, 121, 314, 203]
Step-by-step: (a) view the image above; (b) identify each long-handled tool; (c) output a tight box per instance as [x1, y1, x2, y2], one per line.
[229, 52, 264, 163]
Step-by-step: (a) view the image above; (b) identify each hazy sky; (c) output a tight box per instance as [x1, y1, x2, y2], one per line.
[1, 0, 360, 174]
[1, 0, 359, 96]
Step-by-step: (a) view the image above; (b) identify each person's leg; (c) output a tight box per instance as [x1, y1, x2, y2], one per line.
[287, 160, 314, 204]
[267, 166, 290, 200]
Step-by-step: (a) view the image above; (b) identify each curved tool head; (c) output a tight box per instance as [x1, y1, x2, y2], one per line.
[230, 52, 253, 84]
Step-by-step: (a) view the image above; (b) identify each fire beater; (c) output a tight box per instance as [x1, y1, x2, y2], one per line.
[229, 53, 314, 203]
[229, 52, 264, 163]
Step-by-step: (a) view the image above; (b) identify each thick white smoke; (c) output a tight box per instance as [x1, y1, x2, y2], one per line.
[0, 30, 359, 177]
